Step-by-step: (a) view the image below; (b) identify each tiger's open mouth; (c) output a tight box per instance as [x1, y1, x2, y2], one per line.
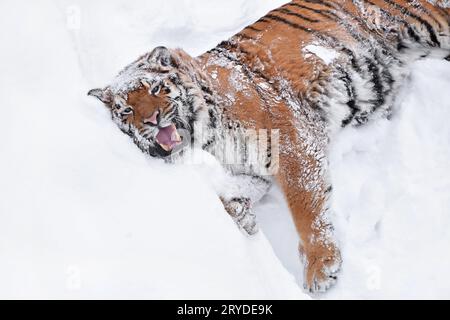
[155, 124, 182, 152]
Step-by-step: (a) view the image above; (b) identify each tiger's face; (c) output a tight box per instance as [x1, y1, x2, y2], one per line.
[88, 47, 210, 158]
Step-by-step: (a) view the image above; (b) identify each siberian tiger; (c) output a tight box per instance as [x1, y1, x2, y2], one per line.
[88, 0, 450, 293]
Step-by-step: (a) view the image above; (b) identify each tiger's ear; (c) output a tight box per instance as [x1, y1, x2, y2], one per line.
[147, 46, 174, 67]
[88, 87, 113, 105]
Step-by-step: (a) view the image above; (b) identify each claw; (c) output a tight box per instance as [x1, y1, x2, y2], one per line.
[302, 249, 342, 294]
[222, 197, 258, 236]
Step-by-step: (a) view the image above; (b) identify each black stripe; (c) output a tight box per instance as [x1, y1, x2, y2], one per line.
[341, 99, 358, 127]
[341, 105, 358, 127]
[340, 47, 362, 73]
[376, 53, 395, 87]
[407, 26, 421, 42]
[373, 50, 395, 99]
[286, 2, 339, 20]
[365, 57, 385, 111]
[265, 133, 272, 169]
[405, 0, 446, 29]
[382, 0, 441, 46]
[302, 0, 335, 10]
[200, 84, 214, 96]
[259, 14, 313, 33]
[286, 1, 335, 16]
[397, 41, 409, 51]
[337, 67, 359, 127]
[186, 96, 195, 114]
[274, 7, 320, 23]
[445, 54, 450, 61]
[245, 26, 262, 32]
[208, 109, 218, 129]
[202, 136, 216, 150]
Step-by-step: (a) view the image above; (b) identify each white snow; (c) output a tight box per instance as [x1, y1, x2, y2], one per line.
[1, 0, 450, 299]
[303, 45, 339, 65]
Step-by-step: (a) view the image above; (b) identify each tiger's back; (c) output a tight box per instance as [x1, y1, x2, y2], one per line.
[211, 0, 450, 130]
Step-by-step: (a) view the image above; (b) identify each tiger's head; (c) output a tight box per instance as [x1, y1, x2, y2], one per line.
[88, 47, 214, 159]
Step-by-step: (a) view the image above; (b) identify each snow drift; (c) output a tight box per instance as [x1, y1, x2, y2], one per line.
[0, 0, 449, 299]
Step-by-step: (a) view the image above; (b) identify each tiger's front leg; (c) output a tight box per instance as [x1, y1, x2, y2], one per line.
[277, 146, 341, 293]
[218, 174, 271, 236]
[221, 197, 258, 235]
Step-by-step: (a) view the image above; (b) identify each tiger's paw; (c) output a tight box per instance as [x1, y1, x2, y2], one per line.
[301, 245, 342, 294]
[222, 197, 258, 236]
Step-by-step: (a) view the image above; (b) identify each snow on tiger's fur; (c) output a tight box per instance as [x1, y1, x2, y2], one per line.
[89, 0, 450, 293]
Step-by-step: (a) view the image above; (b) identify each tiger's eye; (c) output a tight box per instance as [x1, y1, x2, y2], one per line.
[123, 107, 133, 114]
[151, 85, 161, 95]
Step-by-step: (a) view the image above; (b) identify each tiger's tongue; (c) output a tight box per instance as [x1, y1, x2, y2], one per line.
[156, 124, 181, 151]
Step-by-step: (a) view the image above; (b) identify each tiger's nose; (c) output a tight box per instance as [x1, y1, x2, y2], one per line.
[145, 110, 159, 126]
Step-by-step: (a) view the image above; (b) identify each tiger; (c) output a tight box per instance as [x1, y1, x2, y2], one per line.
[88, 0, 450, 293]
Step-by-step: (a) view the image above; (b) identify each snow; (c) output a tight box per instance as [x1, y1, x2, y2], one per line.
[303, 45, 339, 65]
[1, 0, 449, 299]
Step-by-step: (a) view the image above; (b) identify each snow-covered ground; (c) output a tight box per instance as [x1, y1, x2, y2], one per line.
[1, 0, 449, 299]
